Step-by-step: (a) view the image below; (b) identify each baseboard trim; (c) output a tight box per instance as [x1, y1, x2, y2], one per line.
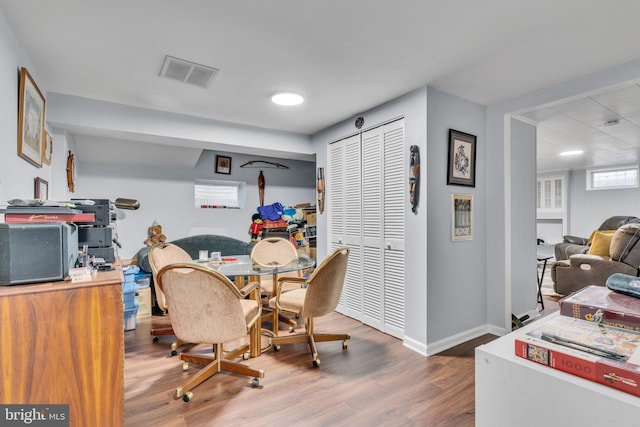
[428, 325, 494, 355]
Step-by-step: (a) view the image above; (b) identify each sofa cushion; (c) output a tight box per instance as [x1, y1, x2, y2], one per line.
[587, 230, 616, 256]
[610, 224, 640, 268]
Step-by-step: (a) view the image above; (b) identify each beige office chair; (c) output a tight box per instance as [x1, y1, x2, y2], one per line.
[156, 262, 264, 402]
[250, 237, 304, 334]
[269, 246, 350, 367]
[148, 242, 193, 355]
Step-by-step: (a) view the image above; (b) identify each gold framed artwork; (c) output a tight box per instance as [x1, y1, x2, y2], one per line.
[35, 177, 49, 200]
[43, 131, 53, 165]
[451, 193, 473, 241]
[18, 67, 46, 168]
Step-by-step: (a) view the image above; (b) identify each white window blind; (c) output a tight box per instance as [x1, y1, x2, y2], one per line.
[194, 179, 245, 208]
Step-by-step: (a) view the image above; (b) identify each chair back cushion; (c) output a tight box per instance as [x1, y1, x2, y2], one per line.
[157, 264, 250, 344]
[302, 247, 350, 318]
[148, 243, 193, 311]
[610, 224, 640, 268]
[251, 237, 298, 267]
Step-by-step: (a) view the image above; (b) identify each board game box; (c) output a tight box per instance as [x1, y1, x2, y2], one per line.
[514, 315, 640, 397]
[559, 285, 640, 332]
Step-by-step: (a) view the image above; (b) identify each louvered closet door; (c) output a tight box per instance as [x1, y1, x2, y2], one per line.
[328, 119, 405, 338]
[382, 119, 405, 338]
[361, 126, 383, 330]
[329, 134, 363, 320]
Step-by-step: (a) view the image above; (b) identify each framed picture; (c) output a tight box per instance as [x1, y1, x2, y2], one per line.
[43, 131, 53, 165]
[34, 177, 49, 200]
[216, 155, 232, 174]
[18, 68, 46, 168]
[447, 129, 476, 187]
[451, 193, 473, 241]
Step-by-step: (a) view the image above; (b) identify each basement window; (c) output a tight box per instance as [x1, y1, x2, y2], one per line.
[586, 166, 639, 190]
[194, 179, 245, 209]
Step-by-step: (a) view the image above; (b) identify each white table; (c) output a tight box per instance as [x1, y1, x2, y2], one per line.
[475, 312, 640, 427]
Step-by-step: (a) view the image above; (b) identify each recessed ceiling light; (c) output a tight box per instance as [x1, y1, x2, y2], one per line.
[559, 150, 584, 156]
[271, 91, 304, 106]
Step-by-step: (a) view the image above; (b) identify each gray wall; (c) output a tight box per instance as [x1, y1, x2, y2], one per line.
[510, 118, 537, 315]
[426, 87, 488, 344]
[312, 88, 430, 352]
[487, 57, 640, 331]
[566, 169, 640, 238]
[75, 150, 316, 259]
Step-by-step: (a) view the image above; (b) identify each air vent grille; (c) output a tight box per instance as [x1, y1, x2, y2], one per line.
[159, 55, 219, 88]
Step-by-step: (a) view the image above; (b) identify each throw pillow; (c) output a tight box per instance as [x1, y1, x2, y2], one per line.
[587, 230, 617, 256]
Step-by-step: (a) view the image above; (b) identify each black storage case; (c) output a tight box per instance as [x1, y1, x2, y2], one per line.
[0, 223, 78, 285]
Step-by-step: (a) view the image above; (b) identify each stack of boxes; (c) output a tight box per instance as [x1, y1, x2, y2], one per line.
[134, 272, 152, 319]
[122, 265, 140, 330]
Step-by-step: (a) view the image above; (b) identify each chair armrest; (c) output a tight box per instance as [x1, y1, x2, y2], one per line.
[240, 281, 261, 298]
[567, 253, 610, 267]
[277, 276, 306, 283]
[563, 235, 588, 245]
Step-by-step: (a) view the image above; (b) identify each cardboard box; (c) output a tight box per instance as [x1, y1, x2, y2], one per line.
[305, 212, 317, 225]
[136, 286, 152, 318]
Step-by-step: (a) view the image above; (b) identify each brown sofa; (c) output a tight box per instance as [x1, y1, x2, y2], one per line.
[551, 223, 640, 295]
[554, 216, 640, 261]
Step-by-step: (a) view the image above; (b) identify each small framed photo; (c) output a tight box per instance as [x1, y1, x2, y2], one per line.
[18, 68, 46, 168]
[447, 129, 476, 187]
[43, 131, 53, 165]
[35, 177, 49, 200]
[452, 193, 473, 241]
[215, 155, 232, 174]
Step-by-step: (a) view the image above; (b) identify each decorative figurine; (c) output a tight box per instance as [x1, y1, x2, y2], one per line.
[249, 213, 264, 242]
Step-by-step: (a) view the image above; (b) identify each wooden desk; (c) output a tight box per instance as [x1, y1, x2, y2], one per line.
[0, 265, 124, 427]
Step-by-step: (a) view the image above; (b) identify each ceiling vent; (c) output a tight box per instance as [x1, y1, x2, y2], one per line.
[159, 55, 219, 88]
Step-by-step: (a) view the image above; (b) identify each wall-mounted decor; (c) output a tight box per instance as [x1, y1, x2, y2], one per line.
[317, 167, 325, 214]
[409, 145, 420, 214]
[43, 131, 52, 165]
[17, 67, 46, 168]
[66, 150, 76, 192]
[240, 160, 289, 169]
[258, 170, 265, 206]
[451, 193, 473, 241]
[216, 155, 232, 174]
[447, 129, 476, 187]
[34, 177, 48, 200]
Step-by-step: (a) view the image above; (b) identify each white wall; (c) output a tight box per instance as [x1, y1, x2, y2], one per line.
[74, 150, 316, 259]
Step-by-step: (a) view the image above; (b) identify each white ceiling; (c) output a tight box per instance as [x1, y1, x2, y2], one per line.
[3, 1, 640, 170]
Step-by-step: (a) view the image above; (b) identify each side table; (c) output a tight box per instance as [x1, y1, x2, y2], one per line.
[536, 255, 553, 310]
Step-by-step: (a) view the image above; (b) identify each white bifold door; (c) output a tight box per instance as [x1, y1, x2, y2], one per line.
[328, 118, 405, 339]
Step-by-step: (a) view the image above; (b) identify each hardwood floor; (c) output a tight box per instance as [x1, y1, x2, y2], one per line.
[124, 314, 498, 427]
